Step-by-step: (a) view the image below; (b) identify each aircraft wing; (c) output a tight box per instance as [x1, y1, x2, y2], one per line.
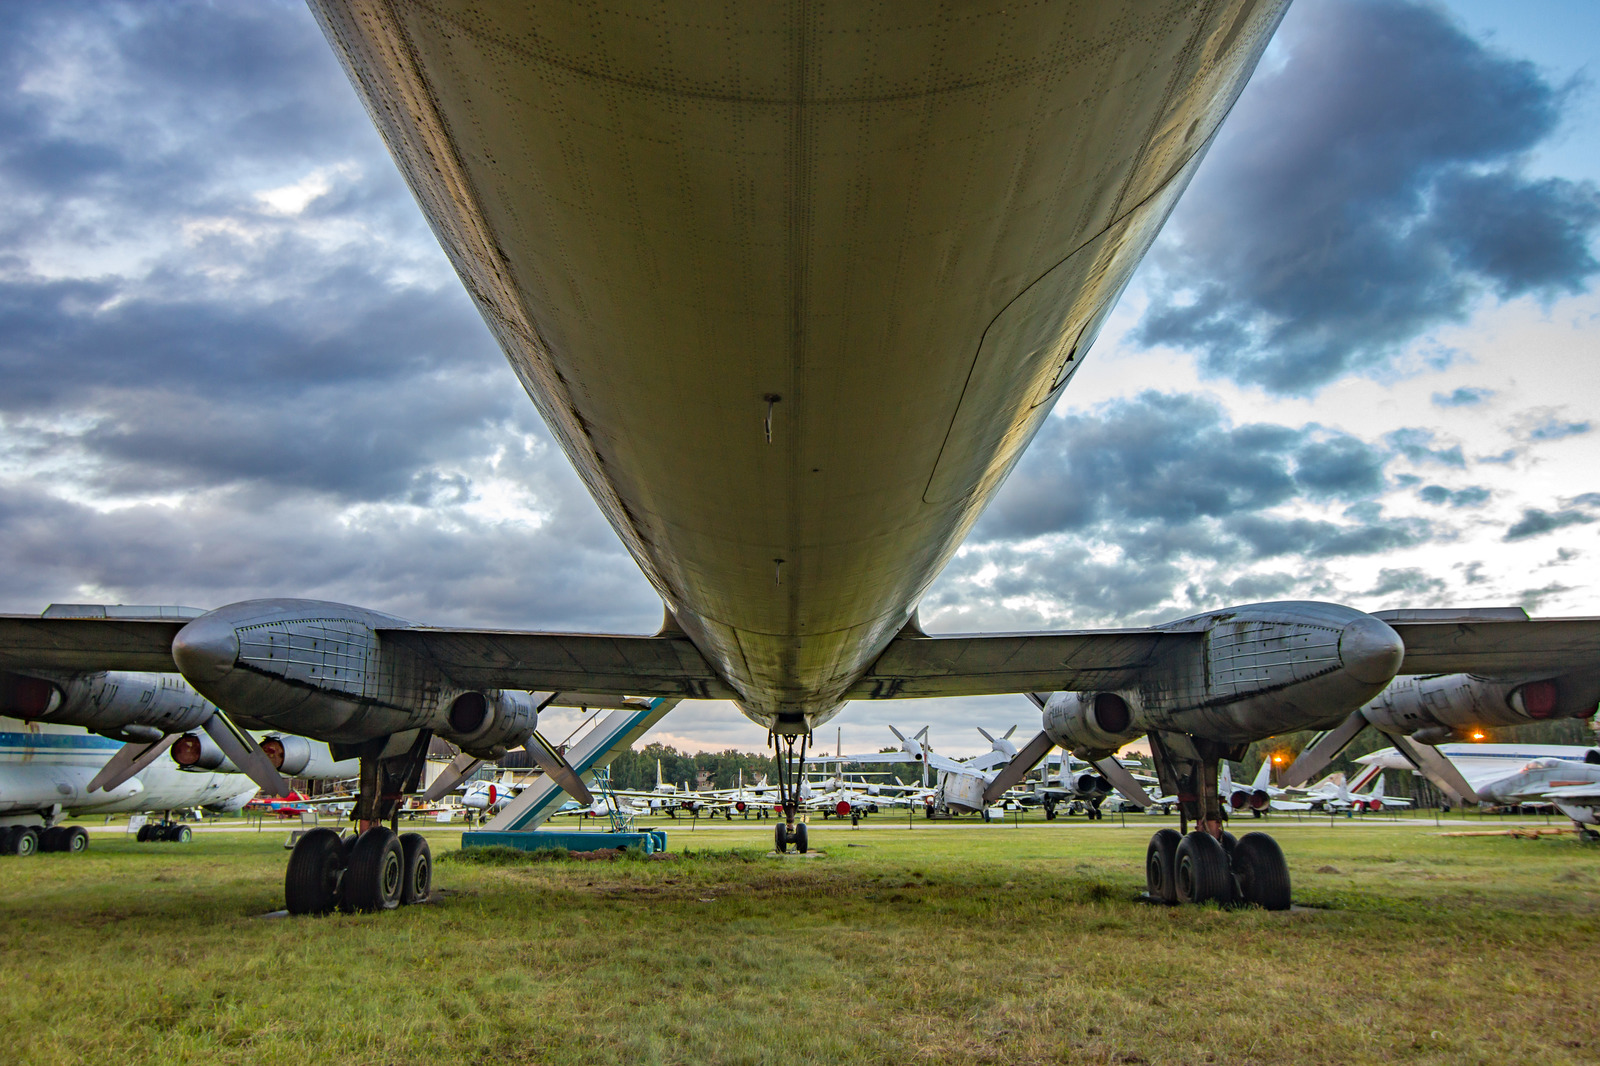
[12, 613, 1600, 702]
[1382, 616, 1600, 675]
[0, 616, 187, 672]
[846, 630, 1195, 699]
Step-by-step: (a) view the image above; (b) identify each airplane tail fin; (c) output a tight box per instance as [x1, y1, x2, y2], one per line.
[1251, 759, 1271, 790]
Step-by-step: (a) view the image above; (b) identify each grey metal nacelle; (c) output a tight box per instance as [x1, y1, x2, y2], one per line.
[439, 689, 540, 759]
[1361, 670, 1600, 745]
[0, 668, 217, 742]
[172, 598, 456, 744]
[172, 730, 236, 773]
[1145, 601, 1404, 743]
[259, 735, 359, 779]
[1042, 691, 1143, 760]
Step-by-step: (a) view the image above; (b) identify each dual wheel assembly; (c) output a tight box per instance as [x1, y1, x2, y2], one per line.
[136, 824, 192, 843]
[285, 827, 432, 915]
[773, 822, 809, 854]
[1, 825, 90, 855]
[1145, 828, 1291, 910]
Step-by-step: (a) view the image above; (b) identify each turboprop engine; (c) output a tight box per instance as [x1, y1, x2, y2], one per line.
[1360, 671, 1600, 746]
[0, 669, 217, 742]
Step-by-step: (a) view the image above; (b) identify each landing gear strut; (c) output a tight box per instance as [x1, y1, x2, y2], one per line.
[285, 730, 434, 915]
[1144, 731, 1290, 910]
[769, 729, 810, 854]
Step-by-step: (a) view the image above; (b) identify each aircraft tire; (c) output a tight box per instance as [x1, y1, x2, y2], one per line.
[1175, 832, 1231, 905]
[398, 832, 432, 905]
[1232, 832, 1292, 911]
[0, 826, 17, 854]
[773, 824, 788, 853]
[795, 823, 809, 853]
[135, 825, 150, 843]
[1145, 828, 1181, 903]
[15, 827, 38, 857]
[285, 827, 348, 916]
[65, 826, 90, 853]
[343, 828, 403, 913]
[40, 826, 68, 852]
[176, 826, 192, 843]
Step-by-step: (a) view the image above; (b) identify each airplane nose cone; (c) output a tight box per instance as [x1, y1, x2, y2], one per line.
[172, 614, 240, 684]
[1338, 615, 1405, 686]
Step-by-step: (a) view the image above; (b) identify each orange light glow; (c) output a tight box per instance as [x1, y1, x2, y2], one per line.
[1272, 753, 1285, 765]
[1471, 731, 1486, 741]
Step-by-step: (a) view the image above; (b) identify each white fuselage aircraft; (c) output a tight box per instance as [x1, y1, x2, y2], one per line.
[5, 1, 1600, 915]
[0, 717, 257, 855]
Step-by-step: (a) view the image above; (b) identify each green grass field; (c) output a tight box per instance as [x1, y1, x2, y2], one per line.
[4, 814, 1599, 1065]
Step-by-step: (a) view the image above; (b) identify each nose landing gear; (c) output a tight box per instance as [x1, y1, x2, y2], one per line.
[1144, 731, 1291, 910]
[769, 729, 811, 854]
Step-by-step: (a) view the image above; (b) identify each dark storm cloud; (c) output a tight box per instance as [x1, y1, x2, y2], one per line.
[921, 391, 1443, 627]
[1504, 507, 1595, 542]
[1135, 0, 1600, 394]
[0, 2, 662, 632]
[978, 392, 1412, 558]
[1364, 567, 1446, 599]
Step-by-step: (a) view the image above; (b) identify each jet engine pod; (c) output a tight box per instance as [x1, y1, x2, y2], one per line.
[0, 671, 62, 717]
[440, 690, 540, 759]
[1042, 691, 1144, 760]
[171, 731, 236, 773]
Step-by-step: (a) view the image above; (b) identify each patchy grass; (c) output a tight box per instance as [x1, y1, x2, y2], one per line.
[3, 817, 1599, 1065]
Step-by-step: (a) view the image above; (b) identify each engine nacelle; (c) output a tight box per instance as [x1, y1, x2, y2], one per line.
[1361, 670, 1600, 744]
[259, 735, 359, 779]
[172, 732, 236, 774]
[1042, 691, 1143, 760]
[1228, 787, 1270, 811]
[170, 598, 511, 745]
[438, 690, 540, 759]
[1149, 602, 1405, 742]
[1, 669, 217, 741]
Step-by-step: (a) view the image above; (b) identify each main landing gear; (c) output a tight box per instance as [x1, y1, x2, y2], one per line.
[285, 731, 434, 915]
[769, 730, 810, 854]
[1143, 733, 1291, 910]
[2, 823, 91, 855]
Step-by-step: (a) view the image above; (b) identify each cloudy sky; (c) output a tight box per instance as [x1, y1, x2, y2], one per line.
[1, 1, 1596, 756]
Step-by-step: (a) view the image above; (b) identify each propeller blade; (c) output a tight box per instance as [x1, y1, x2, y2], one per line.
[87, 733, 177, 793]
[1279, 710, 1368, 789]
[1092, 754, 1154, 809]
[977, 726, 995, 743]
[422, 752, 483, 803]
[527, 732, 593, 805]
[1389, 733, 1480, 805]
[1024, 692, 1049, 710]
[1003, 725, 1017, 739]
[982, 730, 1056, 805]
[201, 711, 289, 797]
[888, 724, 906, 742]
